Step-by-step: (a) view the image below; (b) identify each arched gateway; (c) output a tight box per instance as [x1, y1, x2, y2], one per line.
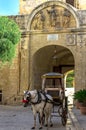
[24, 1, 80, 91]
[0, 0, 86, 104]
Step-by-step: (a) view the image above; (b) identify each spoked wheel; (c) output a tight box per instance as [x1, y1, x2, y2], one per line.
[61, 116, 67, 126]
[61, 97, 68, 126]
[58, 105, 63, 116]
[61, 108, 67, 126]
[38, 113, 45, 125]
[58, 105, 68, 126]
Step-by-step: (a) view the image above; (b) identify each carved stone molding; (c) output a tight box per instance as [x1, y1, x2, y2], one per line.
[78, 11, 86, 26]
[66, 34, 86, 46]
[66, 34, 76, 45]
[77, 34, 86, 46]
[31, 5, 76, 30]
[21, 38, 26, 49]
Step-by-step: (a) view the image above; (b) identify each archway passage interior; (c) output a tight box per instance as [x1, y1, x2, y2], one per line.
[32, 45, 74, 89]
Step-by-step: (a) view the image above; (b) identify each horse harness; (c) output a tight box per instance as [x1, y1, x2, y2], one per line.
[29, 90, 53, 105]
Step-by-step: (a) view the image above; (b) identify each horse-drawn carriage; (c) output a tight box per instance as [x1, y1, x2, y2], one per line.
[41, 72, 68, 126]
[23, 72, 68, 129]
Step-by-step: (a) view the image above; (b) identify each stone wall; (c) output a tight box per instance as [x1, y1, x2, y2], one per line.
[0, 46, 19, 104]
[19, 0, 86, 15]
[0, 0, 86, 105]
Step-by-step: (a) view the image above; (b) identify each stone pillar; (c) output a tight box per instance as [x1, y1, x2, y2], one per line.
[75, 34, 86, 91]
[19, 34, 29, 94]
[75, 46, 82, 91]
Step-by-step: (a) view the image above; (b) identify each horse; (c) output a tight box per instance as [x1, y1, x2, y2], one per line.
[22, 90, 53, 129]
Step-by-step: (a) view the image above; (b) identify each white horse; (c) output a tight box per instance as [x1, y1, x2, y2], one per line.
[23, 90, 53, 129]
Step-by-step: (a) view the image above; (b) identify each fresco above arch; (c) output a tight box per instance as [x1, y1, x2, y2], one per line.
[31, 5, 76, 31]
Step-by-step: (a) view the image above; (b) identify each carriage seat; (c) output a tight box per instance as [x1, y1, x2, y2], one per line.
[45, 88, 64, 101]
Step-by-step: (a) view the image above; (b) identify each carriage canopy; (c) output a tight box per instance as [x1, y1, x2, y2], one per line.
[41, 72, 63, 79]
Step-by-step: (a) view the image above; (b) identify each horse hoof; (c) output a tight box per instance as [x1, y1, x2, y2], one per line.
[50, 124, 53, 127]
[31, 126, 35, 129]
[39, 127, 42, 129]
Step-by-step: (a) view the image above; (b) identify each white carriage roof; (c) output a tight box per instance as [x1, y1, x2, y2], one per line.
[41, 72, 63, 78]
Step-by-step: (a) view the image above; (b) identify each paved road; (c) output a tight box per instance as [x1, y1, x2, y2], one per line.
[0, 105, 75, 130]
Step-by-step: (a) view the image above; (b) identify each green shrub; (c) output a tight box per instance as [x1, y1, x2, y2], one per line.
[74, 89, 86, 103]
[0, 38, 16, 62]
[0, 16, 21, 64]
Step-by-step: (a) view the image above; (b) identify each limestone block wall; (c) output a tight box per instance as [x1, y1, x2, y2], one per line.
[0, 65, 10, 104]
[20, 0, 64, 15]
[0, 1, 86, 105]
[19, 33, 30, 94]
[19, 0, 86, 15]
[0, 46, 19, 104]
[79, 0, 86, 9]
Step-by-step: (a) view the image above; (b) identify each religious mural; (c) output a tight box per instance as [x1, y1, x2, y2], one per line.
[31, 5, 76, 30]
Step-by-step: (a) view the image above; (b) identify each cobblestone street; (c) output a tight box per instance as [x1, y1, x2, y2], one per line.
[0, 105, 76, 130]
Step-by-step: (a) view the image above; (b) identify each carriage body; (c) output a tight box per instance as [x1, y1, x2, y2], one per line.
[42, 72, 64, 103]
[41, 72, 68, 126]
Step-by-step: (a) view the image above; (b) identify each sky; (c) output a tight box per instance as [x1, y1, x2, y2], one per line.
[0, 0, 19, 16]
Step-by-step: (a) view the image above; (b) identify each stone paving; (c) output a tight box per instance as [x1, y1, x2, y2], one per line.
[1, 105, 85, 130]
[71, 107, 86, 130]
[0, 105, 75, 130]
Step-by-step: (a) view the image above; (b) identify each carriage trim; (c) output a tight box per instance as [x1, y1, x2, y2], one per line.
[41, 72, 64, 78]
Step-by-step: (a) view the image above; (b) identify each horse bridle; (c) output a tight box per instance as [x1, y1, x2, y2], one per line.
[26, 92, 32, 102]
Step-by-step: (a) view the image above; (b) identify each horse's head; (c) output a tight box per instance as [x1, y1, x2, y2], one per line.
[22, 90, 38, 107]
[22, 90, 31, 107]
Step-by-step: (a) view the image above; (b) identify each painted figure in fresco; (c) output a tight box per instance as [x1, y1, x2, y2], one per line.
[39, 10, 46, 29]
[63, 9, 71, 27]
[32, 11, 45, 30]
[47, 5, 59, 27]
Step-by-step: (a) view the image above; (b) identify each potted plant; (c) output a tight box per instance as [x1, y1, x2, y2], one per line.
[74, 89, 86, 114]
[74, 89, 86, 108]
[74, 90, 83, 108]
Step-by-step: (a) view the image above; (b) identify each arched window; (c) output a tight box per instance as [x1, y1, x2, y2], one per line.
[66, 0, 74, 6]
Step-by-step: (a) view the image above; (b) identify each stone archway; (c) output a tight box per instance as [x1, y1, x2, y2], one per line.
[26, 1, 79, 90]
[17, 0, 86, 94]
[31, 45, 74, 89]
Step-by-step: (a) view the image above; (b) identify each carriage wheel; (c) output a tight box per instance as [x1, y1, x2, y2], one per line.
[58, 105, 63, 116]
[65, 96, 68, 113]
[61, 116, 67, 126]
[61, 108, 67, 126]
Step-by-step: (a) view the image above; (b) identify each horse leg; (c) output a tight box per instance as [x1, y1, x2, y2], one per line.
[31, 112, 37, 129]
[49, 106, 53, 127]
[45, 112, 53, 127]
[44, 104, 53, 127]
[49, 114, 53, 127]
[44, 112, 48, 127]
[39, 111, 43, 129]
